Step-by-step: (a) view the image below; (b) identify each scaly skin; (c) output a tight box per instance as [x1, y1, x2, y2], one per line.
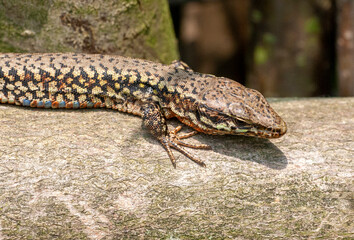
[0, 53, 287, 167]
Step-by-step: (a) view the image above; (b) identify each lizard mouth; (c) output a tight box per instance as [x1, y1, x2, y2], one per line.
[248, 125, 286, 138]
[232, 119, 287, 138]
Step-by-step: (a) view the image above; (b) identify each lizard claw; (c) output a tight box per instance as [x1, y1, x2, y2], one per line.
[169, 125, 212, 150]
[142, 103, 210, 167]
[160, 136, 207, 168]
[159, 126, 211, 167]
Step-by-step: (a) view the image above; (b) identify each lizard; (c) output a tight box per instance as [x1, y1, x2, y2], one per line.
[0, 53, 287, 167]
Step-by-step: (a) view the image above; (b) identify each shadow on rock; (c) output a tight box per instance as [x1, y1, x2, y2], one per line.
[140, 120, 288, 170]
[198, 134, 288, 170]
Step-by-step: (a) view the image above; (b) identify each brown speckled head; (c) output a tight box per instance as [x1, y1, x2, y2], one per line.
[178, 76, 287, 138]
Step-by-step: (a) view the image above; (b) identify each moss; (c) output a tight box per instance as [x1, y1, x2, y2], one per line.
[73, 6, 99, 16]
[0, 0, 50, 31]
[0, 0, 51, 52]
[254, 45, 269, 65]
[143, 0, 179, 63]
[296, 53, 307, 67]
[0, 0, 178, 62]
[305, 17, 321, 34]
[0, 41, 24, 52]
[251, 9, 263, 23]
[263, 32, 277, 44]
[0, 20, 24, 52]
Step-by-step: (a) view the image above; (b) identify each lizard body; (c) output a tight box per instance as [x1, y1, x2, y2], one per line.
[0, 53, 287, 167]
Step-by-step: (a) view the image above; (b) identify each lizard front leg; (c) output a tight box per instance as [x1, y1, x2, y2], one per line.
[141, 103, 210, 168]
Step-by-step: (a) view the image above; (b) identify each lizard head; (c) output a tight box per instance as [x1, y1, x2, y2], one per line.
[189, 77, 287, 138]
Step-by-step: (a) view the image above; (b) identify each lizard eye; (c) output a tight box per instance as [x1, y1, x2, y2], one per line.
[235, 117, 252, 125]
[235, 118, 246, 125]
[233, 118, 253, 129]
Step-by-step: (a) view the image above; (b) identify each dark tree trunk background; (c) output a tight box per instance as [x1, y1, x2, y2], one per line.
[337, 0, 354, 96]
[174, 0, 352, 97]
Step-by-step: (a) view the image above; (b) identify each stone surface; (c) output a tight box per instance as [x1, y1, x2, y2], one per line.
[0, 98, 353, 239]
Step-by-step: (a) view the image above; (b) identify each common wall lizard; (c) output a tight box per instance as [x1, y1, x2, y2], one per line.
[0, 53, 287, 167]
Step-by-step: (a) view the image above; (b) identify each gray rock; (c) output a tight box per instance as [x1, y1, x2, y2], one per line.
[0, 98, 353, 239]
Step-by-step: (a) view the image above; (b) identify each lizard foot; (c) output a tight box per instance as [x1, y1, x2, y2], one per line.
[159, 126, 211, 168]
[169, 126, 211, 149]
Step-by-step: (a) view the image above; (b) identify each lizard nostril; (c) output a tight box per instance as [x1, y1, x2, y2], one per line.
[278, 120, 287, 136]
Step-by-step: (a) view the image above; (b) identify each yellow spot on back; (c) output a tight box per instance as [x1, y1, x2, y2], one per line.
[152, 95, 159, 102]
[19, 85, 29, 92]
[149, 78, 158, 86]
[6, 84, 15, 90]
[92, 86, 103, 94]
[104, 97, 113, 107]
[48, 68, 56, 77]
[60, 68, 70, 75]
[87, 70, 95, 78]
[167, 86, 175, 92]
[176, 86, 183, 93]
[66, 93, 74, 101]
[34, 74, 41, 81]
[99, 80, 107, 86]
[140, 76, 148, 83]
[73, 70, 80, 77]
[17, 69, 24, 77]
[107, 86, 116, 97]
[28, 81, 38, 91]
[48, 85, 59, 93]
[79, 76, 85, 84]
[25, 92, 33, 99]
[36, 91, 45, 98]
[56, 94, 64, 102]
[158, 82, 165, 90]
[112, 74, 119, 81]
[122, 88, 130, 95]
[133, 90, 142, 97]
[129, 75, 137, 83]
[78, 94, 87, 102]
[72, 84, 86, 94]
